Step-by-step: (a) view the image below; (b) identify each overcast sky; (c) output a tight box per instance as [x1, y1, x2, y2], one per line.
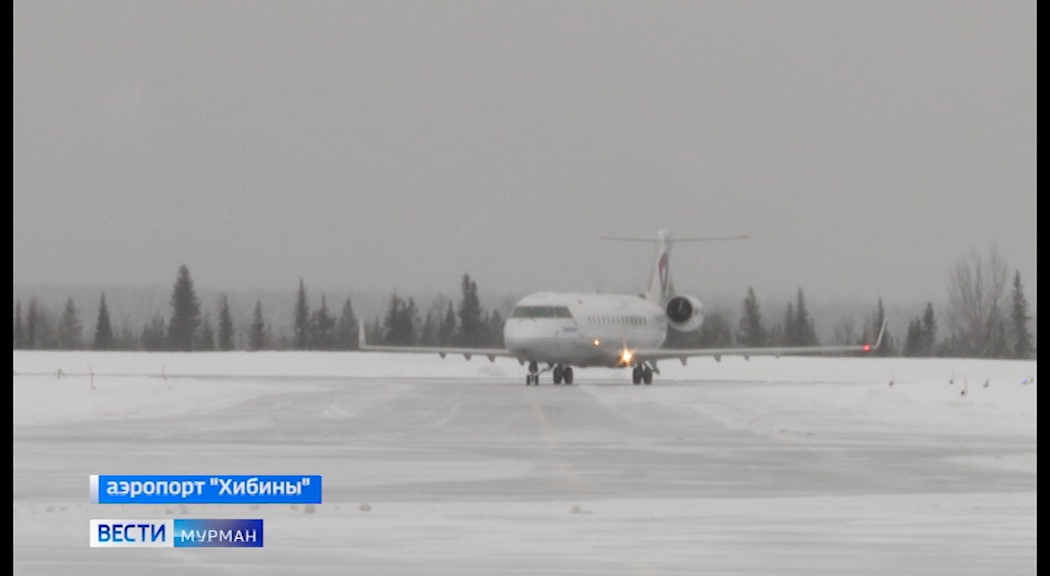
[14, 1, 1035, 308]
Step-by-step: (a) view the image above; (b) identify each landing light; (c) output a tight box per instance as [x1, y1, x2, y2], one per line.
[594, 340, 601, 346]
[862, 344, 871, 352]
[622, 351, 633, 363]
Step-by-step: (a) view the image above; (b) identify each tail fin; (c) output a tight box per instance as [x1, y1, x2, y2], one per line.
[600, 231, 749, 307]
[647, 230, 675, 305]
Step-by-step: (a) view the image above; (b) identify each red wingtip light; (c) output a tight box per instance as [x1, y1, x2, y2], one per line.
[862, 344, 871, 352]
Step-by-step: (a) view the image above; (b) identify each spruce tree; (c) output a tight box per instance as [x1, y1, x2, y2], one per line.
[336, 298, 359, 350]
[488, 310, 505, 348]
[167, 264, 201, 351]
[698, 313, 734, 347]
[903, 318, 922, 357]
[294, 278, 311, 349]
[14, 300, 25, 350]
[311, 295, 336, 350]
[456, 274, 486, 347]
[369, 315, 383, 344]
[920, 302, 937, 357]
[92, 293, 115, 350]
[737, 287, 767, 347]
[781, 303, 795, 346]
[793, 288, 818, 346]
[439, 301, 456, 345]
[401, 297, 419, 345]
[218, 295, 235, 351]
[1011, 271, 1033, 359]
[383, 291, 415, 345]
[57, 298, 83, 350]
[249, 300, 268, 351]
[419, 311, 437, 346]
[197, 313, 216, 351]
[141, 316, 167, 351]
[117, 321, 137, 351]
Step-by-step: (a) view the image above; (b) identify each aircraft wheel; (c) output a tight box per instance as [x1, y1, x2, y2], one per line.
[643, 366, 653, 385]
[564, 368, 573, 385]
[632, 366, 642, 385]
[553, 366, 563, 384]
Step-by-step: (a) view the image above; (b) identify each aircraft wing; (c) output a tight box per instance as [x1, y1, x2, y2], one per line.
[632, 317, 888, 364]
[358, 324, 517, 361]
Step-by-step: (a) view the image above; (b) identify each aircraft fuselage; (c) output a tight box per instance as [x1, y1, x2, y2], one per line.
[502, 291, 667, 368]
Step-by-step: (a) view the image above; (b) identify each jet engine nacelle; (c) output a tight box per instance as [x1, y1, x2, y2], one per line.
[666, 294, 704, 332]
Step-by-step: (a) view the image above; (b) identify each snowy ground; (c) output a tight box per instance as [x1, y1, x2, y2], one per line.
[13, 351, 1037, 575]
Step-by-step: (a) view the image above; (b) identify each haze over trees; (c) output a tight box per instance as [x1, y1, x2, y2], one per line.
[13, 249, 1036, 359]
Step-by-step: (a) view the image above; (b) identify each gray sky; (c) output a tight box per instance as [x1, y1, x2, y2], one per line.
[15, 1, 1035, 308]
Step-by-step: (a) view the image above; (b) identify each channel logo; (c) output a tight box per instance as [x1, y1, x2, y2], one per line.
[90, 519, 263, 548]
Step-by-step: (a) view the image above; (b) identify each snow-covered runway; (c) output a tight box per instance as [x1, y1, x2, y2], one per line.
[13, 351, 1037, 575]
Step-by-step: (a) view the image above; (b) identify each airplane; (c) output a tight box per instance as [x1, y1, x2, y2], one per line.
[359, 230, 886, 385]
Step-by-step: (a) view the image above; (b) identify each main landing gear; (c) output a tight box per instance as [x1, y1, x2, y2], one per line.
[631, 363, 655, 385]
[525, 362, 573, 385]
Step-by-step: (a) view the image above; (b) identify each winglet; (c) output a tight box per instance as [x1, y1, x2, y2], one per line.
[872, 316, 888, 349]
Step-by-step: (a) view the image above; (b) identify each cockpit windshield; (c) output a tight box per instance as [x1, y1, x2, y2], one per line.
[509, 305, 573, 319]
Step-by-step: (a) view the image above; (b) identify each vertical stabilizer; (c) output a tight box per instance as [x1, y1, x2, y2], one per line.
[645, 230, 675, 306]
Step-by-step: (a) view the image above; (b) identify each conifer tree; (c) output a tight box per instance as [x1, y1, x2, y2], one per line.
[1011, 271, 1033, 359]
[294, 278, 311, 349]
[311, 295, 336, 350]
[488, 310, 505, 348]
[402, 297, 419, 345]
[249, 300, 268, 351]
[336, 297, 359, 350]
[197, 313, 216, 351]
[737, 287, 767, 347]
[698, 312, 734, 347]
[14, 300, 25, 349]
[167, 264, 201, 351]
[419, 311, 437, 346]
[141, 316, 167, 351]
[903, 317, 923, 357]
[117, 321, 137, 351]
[456, 274, 486, 347]
[218, 295, 235, 351]
[920, 302, 937, 357]
[781, 302, 795, 346]
[793, 288, 818, 346]
[92, 293, 115, 350]
[439, 301, 456, 345]
[57, 298, 83, 350]
[368, 315, 383, 344]
[383, 291, 416, 345]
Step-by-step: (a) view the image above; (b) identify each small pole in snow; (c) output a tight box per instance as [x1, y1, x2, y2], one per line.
[949, 370, 954, 385]
[89, 363, 95, 390]
[889, 370, 895, 387]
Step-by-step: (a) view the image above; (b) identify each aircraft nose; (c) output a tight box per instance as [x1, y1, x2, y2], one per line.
[504, 319, 563, 347]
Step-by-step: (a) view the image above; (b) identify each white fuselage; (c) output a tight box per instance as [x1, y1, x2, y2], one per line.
[502, 292, 668, 368]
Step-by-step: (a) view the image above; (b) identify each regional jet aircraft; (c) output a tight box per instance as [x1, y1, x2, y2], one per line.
[359, 230, 886, 385]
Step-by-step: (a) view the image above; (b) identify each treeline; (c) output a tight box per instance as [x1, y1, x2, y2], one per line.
[664, 248, 1035, 360]
[12, 265, 507, 352]
[12, 248, 1036, 360]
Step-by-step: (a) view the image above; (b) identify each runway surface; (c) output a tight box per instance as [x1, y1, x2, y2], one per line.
[13, 352, 1037, 575]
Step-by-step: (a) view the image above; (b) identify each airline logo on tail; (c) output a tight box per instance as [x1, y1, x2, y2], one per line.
[657, 251, 673, 303]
